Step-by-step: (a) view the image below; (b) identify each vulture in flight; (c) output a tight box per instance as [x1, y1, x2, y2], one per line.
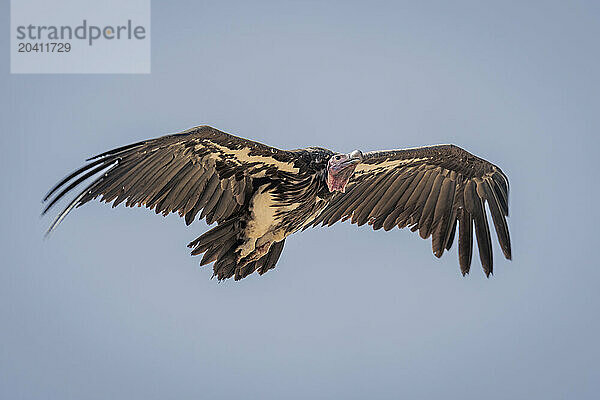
[43, 126, 511, 281]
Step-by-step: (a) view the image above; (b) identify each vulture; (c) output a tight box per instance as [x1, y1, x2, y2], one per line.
[43, 125, 511, 281]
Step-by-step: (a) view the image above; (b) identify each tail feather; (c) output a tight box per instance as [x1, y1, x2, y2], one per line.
[213, 255, 237, 281]
[188, 219, 236, 255]
[188, 219, 286, 281]
[199, 242, 224, 266]
[233, 239, 286, 280]
[235, 261, 257, 281]
[258, 239, 285, 275]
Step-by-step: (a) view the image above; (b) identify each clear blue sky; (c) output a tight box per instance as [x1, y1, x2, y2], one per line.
[1, 1, 599, 399]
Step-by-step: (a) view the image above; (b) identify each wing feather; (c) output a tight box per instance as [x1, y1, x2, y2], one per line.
[381, 168, 425, 231]
[371, 173, 413, 230]
[418, 172, 444, 239]
[431, 177, 455, 257]
[368, 171, 407, 220]
[353, 170, 397, 226]
[458, 208, 474, 275]
[398, 167, 437, 229]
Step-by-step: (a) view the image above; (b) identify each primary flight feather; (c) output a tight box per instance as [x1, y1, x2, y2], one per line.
[43, 126, 511, 280]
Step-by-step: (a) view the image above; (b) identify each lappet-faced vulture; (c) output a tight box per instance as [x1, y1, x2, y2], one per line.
[44, 126, 511, 280]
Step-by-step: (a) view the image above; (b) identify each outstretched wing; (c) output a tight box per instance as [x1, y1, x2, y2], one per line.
[43, 126, 300, 233]
[309, 145, 511, 276]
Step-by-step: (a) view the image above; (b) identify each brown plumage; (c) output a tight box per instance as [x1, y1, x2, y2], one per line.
[43, 126, 511, 280]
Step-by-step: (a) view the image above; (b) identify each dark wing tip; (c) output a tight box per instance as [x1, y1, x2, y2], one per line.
[85, 139, 147, 161]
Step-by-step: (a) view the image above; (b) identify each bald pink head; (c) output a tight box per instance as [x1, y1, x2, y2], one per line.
[326, 150, 363, 193]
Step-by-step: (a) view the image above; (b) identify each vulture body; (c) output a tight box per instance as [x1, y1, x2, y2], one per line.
[44, 126, 511, 281]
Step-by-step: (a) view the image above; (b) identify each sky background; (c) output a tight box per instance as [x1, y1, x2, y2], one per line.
[2, 1, 599, 399]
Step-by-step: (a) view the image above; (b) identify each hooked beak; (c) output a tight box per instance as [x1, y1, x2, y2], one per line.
[348, 149, 364, 164]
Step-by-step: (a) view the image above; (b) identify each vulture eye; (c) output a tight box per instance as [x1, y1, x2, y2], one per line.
[335, 155, 342, 160]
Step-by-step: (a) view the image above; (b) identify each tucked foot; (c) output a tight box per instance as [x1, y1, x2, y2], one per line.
[237, 242, 271, 267]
